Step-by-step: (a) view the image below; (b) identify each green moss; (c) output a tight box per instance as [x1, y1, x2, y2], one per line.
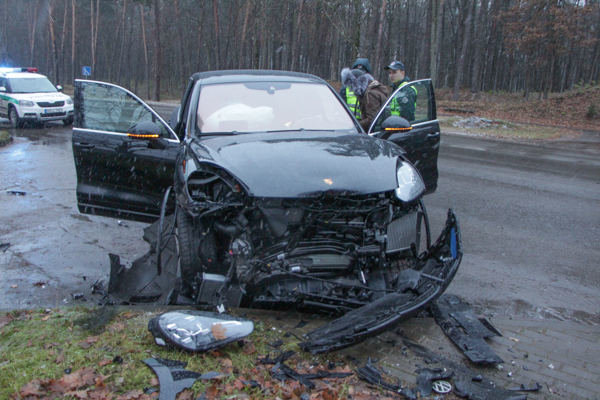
[0, 130, 11, 147]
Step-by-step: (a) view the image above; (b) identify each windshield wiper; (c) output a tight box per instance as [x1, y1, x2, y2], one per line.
[199, 131, 240, 136]
[265, 128, 336, 133]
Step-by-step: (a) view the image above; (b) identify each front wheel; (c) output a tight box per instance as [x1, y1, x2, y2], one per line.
[176, 209, 203, 292]
[8, 107, 22, 129]
[63, 116, 73, 126]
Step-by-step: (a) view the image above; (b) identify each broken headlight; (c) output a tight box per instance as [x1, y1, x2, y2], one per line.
[148, 310, 254, 352]
[395, 161, 425, 202]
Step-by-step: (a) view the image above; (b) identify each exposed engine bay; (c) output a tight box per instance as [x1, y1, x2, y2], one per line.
[107, 165, 461, 353]
[174, 164, 453, 312]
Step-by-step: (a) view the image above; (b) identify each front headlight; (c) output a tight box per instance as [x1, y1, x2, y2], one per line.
[19, 100, 34, 107]
[66, 97, 73, 105]
[395, 161, 425, 202]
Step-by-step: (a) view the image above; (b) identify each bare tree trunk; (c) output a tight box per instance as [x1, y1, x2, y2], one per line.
[374, 0, 386, 74]
[71, 0, 75, 82]
[290, 0, 304, 71]
[47, 1, 58, 83]
[453, 0, 472, 100]
[174, 0, 186, 81]
[140, 4, 150, 99]
[470, 0, 488, 92]
[28, 2, 41, 65]
[239, 0, 251, 68]
[153, 0, 161, 101]
[429, 0, 443, 85]
[58, 2, 67, 84]
[90, 0, 99, 76]
[212, 0, 220, 69]
[116, 0, 127, 84]
[0, 1, 7, 64]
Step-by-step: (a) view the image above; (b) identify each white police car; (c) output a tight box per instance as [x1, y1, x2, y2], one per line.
[0, 67, 74, 128]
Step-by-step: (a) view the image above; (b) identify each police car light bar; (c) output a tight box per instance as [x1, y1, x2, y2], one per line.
[0, 67, 38, 73]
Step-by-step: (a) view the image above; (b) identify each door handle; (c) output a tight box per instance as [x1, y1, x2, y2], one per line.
[427, 132, 440, 138]
[77, 143, 95, 149]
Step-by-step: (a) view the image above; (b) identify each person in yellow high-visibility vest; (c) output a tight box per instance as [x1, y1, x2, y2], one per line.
[339, 58, 373, 119]
[384, 60, 417, 122]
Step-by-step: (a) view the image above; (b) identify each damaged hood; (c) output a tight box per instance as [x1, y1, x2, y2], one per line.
[191, 131, 405, 197]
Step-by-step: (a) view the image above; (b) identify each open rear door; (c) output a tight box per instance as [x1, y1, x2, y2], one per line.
[369, 79, 440, 194]
[72, 80, 180, 222]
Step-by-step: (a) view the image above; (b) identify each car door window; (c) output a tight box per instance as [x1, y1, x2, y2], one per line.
[370, 80, 435, 133]
[79, 82, 171, 138]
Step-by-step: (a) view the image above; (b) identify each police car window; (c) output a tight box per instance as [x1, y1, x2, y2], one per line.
[80, 83, 170, 137]
[371, 81, 431, 132]
[8, 77, 57, 93]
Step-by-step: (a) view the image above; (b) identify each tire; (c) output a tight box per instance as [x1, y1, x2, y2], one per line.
[176, 209, 203, 289]
[8, 106, 21, 129]
[63, 116, 73, 126]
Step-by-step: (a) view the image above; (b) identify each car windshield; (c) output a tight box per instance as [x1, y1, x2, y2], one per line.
[195, 81, 357, 135]
[8, 77, 57, 93]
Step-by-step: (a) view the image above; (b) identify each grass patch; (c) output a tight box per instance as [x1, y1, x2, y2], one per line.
[0, 130, 12, 147]
[0, 307, 361, 399]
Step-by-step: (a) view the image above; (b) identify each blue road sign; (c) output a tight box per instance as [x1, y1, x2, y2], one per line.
[82, 66, 91, 76]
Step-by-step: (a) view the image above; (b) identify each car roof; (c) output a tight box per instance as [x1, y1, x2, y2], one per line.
[0, 72, 46, 79]
[190, 69, 326, 85]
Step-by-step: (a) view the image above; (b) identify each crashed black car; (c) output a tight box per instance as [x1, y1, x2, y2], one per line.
[72, 70, 461, 351]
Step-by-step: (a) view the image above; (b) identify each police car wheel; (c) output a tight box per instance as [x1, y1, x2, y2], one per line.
[8, 107, 21, 129]
[63, 116, 73, 126]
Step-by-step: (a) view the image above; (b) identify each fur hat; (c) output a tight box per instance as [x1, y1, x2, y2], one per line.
[341, 68, 374, 96]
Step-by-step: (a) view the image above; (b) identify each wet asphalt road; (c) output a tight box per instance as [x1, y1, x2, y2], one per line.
[0, 117, 599, 325]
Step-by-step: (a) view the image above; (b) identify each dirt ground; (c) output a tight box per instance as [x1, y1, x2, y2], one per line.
[436, 85, 600, 132]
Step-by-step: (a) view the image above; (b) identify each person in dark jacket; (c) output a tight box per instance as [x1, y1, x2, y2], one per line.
[339, 58, 374, 119]
[384, 60, 417, 121]
[341, 67, 389, 131]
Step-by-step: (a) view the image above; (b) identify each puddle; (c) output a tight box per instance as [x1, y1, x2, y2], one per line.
[0, 118, 70, 144]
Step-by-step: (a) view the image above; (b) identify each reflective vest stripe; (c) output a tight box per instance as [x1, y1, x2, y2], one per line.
[345, 87, 361, 119]
[390, 82, 417, 117]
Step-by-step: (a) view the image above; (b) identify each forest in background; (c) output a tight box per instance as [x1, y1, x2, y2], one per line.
[0, 0, 598, 102]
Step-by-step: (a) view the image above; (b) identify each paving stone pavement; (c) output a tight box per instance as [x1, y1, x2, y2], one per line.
[253, 310, 600, 399]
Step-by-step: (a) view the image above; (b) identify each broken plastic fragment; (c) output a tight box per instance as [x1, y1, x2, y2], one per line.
[356, 358, 402, 393]
[508, 382, 542, 392]
[431, 294, 503, 364]
[143, 358, 223, 400]
[148, 310, 253, 352]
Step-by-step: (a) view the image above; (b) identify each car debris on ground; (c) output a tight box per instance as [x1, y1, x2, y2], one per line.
[143, 357, 224, 400]
[431, 294, 504, 364]
[148, 310, 254, 352]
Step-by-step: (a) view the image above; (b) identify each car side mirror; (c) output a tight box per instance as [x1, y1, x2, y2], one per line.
[56, 85, 63, 92]
[373, 115, 412, 140]
[129, 121, 162, 137]
[127, 121, 169, 149]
